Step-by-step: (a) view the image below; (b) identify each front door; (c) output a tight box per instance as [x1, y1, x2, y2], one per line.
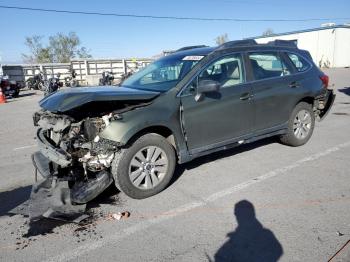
[180, 53, 254, 153]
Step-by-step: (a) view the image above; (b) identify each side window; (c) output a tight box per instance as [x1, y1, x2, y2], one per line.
[199, 54, 244, 88]
[287, 53, 310, 72]
[183, 54, 245, 95]
[249, 52, 290, 80]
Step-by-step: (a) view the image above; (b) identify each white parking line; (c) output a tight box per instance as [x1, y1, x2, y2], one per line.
[13, 145, 37, 151]
[46, 141, 350, 262]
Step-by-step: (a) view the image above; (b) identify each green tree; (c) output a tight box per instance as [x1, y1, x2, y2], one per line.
[215, 33, 229, 45]
[22, 32, 91, 63]
[22, 36, 51, 63]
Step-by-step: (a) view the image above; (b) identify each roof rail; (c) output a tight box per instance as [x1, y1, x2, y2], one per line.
[176, 45, 208, 52]
[267, 40, 297, 48]
[217, 39, 257, 50]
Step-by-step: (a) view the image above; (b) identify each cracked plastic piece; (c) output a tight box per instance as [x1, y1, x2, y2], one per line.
[29, 177, 86, 221]
[36, 129, 72, 167]
[31, 151, 51, 178]
[319, 89, 336, 120]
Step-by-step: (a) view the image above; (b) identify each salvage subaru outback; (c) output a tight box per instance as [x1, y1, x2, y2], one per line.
[31, 40, 335, 218]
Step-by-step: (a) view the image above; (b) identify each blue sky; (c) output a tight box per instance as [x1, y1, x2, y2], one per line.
[1, 0, 350, 63]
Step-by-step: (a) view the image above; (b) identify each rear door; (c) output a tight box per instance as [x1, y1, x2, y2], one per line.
[246, 51, 297, 132]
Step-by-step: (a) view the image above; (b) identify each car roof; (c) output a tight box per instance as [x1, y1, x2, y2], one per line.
[160, 47, 215, 61]
[161, 40, 306, 61]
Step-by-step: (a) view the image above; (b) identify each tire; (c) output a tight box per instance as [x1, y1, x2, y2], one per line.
[26, 81, 31, 90]
[111, 133, 176, 199]
[12, 90, 19, 98]
[39, 81, 48, 92]
[71, 80, 78, 87]
[279, 102, 315, 147]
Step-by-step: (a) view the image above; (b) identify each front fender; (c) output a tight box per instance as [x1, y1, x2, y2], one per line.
[99, 89, 191, 163]
[99, 102, 184, 147]
[100, 119, 178, 145]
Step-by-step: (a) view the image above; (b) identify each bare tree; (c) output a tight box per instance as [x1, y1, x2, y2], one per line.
[215, 33, 229, 45]
[262, 28, 274, 37]
[22, 32, 91, 63]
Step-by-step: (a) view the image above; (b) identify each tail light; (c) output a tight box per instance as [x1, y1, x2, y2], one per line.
[320, 74, 329, 89]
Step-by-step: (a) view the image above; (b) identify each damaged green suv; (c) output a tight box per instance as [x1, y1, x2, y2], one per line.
[32, 40, 335, 212]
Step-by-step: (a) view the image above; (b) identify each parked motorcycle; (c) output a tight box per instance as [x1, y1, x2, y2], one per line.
[45, 73, 63, 96]
[26, 72, 47, 91]
[64, 69, 78, 87]
[99, 71, 114, 86]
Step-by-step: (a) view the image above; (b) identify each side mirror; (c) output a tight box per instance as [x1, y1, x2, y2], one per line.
[195, 80, 220, 101]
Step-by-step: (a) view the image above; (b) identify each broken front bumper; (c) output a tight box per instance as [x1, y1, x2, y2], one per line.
[36, 128, 72, 167]
[31, 129, 114, 221]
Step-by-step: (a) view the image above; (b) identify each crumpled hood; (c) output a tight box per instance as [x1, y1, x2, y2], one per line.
[39, 86, 160, 113]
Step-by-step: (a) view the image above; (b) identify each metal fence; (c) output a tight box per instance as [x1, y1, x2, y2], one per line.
[1, 58, 153, 87]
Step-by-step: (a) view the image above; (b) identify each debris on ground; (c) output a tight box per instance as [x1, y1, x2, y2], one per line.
[336, 231, 345, 236]
[107, 211, 130, 221]
[6, 178, 123, 250]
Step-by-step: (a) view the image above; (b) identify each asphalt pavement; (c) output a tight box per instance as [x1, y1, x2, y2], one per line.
[0, 69, 349, 261]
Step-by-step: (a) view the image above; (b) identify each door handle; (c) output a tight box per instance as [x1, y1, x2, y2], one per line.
[289, 81, 300, 88]
[240, 92, 253, 100]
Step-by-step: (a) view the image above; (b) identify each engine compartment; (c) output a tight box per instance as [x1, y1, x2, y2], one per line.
[30, 110, 123, 221]
[34, 110, 119, 172]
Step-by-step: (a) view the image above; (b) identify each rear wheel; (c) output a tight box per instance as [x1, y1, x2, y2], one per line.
[39, 81, 48, 92]
[111, 133, 176, 199]
[279, 102, 315, 146]
[71, 79, 78, 87]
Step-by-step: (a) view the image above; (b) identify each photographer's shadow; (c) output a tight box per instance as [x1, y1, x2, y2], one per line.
[214, 200, 283, 262]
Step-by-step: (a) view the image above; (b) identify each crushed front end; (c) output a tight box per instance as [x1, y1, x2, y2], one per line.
[28, 86, 159, 221]
[30, 110, 119, 221]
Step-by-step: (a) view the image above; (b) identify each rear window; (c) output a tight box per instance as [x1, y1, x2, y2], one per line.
[248, 52, 291, 80]
[286, 53, 310, 72]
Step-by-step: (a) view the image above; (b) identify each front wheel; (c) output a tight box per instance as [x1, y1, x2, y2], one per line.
[12, 90, 19, 98]
[111, 133, 176, 199]
[279, 102, 315, 147]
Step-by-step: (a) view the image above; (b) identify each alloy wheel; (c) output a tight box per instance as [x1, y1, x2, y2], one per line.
[128, 146, 169, 190]
[293, 109, 312, 139]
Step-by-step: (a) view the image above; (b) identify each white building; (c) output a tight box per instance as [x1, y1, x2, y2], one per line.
[252, 24, 350, 68]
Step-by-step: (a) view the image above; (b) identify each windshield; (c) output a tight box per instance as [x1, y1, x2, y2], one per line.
[122, 54, 204, 92]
